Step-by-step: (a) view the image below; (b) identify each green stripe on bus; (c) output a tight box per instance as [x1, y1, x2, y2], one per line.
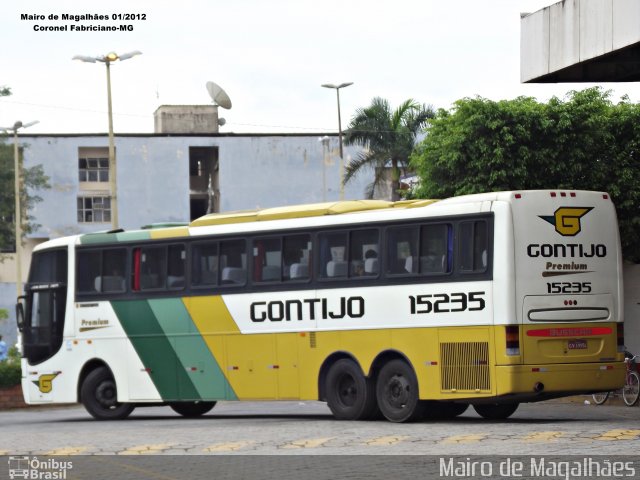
[80, 231, 152, 245]
[80, 233, 119, 245]
[111, 299, 200, 401]
[148, 298, 237, 400]
[115, 231, 152, 242]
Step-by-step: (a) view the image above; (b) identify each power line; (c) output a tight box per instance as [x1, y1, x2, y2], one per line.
[1, 99, 421, 133]
[0, 99, 149, 118]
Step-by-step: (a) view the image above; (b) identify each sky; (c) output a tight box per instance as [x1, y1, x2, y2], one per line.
[2, 0, 639, 135]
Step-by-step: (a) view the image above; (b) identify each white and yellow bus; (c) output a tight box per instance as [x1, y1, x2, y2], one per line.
[17, 190, 625, 422]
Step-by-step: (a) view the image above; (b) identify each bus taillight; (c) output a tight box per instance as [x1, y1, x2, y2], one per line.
[506, 326, 520, 356]
[617, 323, 625, 353]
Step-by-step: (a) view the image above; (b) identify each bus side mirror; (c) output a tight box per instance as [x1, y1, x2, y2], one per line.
[16, 297, 25, 333]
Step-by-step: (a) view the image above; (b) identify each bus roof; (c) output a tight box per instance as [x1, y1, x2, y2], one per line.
[64, 190, 610, 248]
[73, 199, 440, 246]
[189, 199, 439, 227]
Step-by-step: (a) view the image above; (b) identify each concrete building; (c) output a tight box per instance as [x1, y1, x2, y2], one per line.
[521, 0, 640, 83]
[0, 127, 370, 345]
[154, 105, 222, 134]
[521, 0, 640, 353]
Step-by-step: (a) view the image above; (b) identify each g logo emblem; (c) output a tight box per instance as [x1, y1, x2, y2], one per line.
[539, 207, 593, 236]
[33, 373, 59, 393]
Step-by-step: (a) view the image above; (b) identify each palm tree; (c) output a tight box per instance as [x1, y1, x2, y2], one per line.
[343, 97, 434, 200]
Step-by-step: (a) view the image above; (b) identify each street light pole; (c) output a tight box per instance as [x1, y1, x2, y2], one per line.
[104, 59, 117, 228]
[1, 121, 39, 297]
[13, 129, 20, 298]
[321, 82, 353, 200]
[73, 50, 142, 229]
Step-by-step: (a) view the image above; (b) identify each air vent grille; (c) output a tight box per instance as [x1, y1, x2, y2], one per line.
[440, 342, 490, 392]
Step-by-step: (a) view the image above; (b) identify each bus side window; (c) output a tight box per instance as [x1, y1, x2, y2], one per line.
[77, 249, 126, 294]
[283, 234, 311, 282]
[253, 237, 282, 283]
[350, 229, 379, 277]
[386, 227, 418, 275]
[77, 251, 101, 294]
[192, 242, 218, 287]
[459, 220, 489, 273]
[137, 246, 167, 290]
[318, 232, 348, 279]
[101, 249, 127, 292]
[419, 224, 451, 274]
[219, 239, 247, 285]
[167, 244, 186, 289]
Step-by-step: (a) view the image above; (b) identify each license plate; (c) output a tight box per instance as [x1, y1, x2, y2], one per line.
[568, 339, 588, 350]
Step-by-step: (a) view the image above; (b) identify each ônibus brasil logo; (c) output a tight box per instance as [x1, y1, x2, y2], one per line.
[8, 456, 72, 479]
[539, 207, 593, 237]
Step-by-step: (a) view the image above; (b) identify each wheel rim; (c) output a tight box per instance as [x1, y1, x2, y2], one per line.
[95, 380, 118, 409]
[385, 373, 411, 409]
[623, 373, 640, 405]
[592, 392, 609, 405]
[337, 373, 358, 407]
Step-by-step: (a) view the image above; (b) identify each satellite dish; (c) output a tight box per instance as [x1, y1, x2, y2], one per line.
[218, 118, 226, 126]
[206, 81, 232, 109]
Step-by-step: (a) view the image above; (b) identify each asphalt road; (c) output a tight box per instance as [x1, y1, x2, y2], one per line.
[1, 398, 640, 456]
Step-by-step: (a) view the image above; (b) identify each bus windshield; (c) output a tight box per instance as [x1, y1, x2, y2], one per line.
[19, 248, 68, 365]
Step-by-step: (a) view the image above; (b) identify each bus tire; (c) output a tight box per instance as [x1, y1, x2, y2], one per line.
[376, 359, 423, 423]
[473, 402, 519, 420]
[170, 401, 217, 417]
[325, 359, 378, 420]
[81, 367, 135, 420]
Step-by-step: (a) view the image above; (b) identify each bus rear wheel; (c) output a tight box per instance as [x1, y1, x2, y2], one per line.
[81, 367, 134, 420]
[376, 359, 423, 423]
[170, 401, 217, 417]
[473, 403, 519, 420]
[325, 359, 378, 420]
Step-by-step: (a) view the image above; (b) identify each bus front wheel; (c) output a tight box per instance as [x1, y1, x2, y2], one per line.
[473, 403, 519, 420]
[376, 359, 423, 423]
[170, 401, 217, 417]
[81, 367, 135, 420]
[325, 359, 378, 420]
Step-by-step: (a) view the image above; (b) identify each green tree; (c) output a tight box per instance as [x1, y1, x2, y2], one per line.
[0, 86, 50, 255]
[343, 97, 435, 200]
[0, 143, 50, 254]
[410, 87, 640, 262]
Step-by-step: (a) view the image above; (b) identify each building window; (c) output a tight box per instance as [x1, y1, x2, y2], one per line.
[77, 196, 111, 223]
[79, 157, 109, 182]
